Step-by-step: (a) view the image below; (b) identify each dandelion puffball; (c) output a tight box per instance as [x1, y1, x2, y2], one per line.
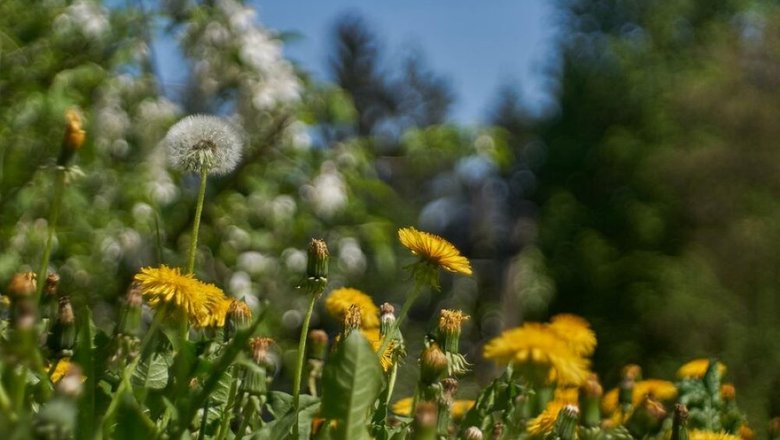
[163, 115, 244, 175]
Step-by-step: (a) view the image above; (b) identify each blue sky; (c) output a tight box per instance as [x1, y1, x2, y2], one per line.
[256, 1, 558, 123]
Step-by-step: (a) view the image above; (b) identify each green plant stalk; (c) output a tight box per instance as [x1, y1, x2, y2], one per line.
[215, 365, 240, 440]
[35, 168, 66, 303]
[196, 398, 209, 440]
[235, 400, 254, 439]
[186, 164, 209, 274]
[292, 294, 318, 438]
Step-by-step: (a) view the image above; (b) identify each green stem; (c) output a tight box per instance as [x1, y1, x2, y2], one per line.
[196, 398, 209, 440]
[35, 168, 66, 303]
[186, 164, 209, 275]
[215, 365, 240, 440]
[235, 400, 254, 439]
[292, 294, 318, 438]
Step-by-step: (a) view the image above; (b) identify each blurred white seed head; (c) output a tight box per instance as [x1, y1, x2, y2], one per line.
[163, 115, 244, 175]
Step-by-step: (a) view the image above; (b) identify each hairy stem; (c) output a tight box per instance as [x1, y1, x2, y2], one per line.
[186, 165, 209, 274]
[292, 294, 318, 438]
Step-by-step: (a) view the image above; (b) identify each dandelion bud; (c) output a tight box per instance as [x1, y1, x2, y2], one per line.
[49, 296, 76, 356]
[380, 302, 395, 326]
[245, 337, 276, 396]
[307, 239, 329, 280]
[740, 425, 755, 440]
[626, 397, 667, 437]
[420, 343, 448, 385]
[412, 401, 438, 440]
[249, 337, 276, 371]
[464, 426, 483, 440]
[308, 329, 329, 361]
[622, 364, 642, 381]
[721, 383, 736, 401]
[580, 373, 603, 428]
[441, 377, 459, 402]
[45, 273, 60, 297]
[8, 272, 37, 299]
[225, 299, 253, 339]
[671, 404, 689, 440]
[164, 115, 243, 175]
[553, 404, 579, 440]
[58, 108, 86, 165]
[618, 375, 635, 410]
[438, 309, 468, 353]
[118, 283, 142, 337]
[492, 422, 505, 439]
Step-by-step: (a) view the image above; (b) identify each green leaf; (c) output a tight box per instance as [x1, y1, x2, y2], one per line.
[253, 394, 320, 440]
[321, 331, 384, 440]
[132, 353, 170, 390]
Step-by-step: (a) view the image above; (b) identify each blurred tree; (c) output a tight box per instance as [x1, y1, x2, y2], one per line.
[534, 0, 780, 425]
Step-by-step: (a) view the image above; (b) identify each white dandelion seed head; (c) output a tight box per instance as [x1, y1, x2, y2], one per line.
[163, 115, 244, 175]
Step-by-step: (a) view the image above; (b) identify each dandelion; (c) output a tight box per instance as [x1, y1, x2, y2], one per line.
[363, 328, 395, 372]
[601, 379, 677, 415]
[134, 265, 221, 326]
[325, 288, 380, 329]
[689, 431, 742, 440]
[198, 296, 232, 328]
[527, 400, 572, 436]
[163, 115, 243, 175]
[398, 227, 472, 277]
[549, 314, 597, 357]
[677, 359, 727, 379]
[392, 397, 414, 416]
[483, 322, 590, 386]
[438, 309, 470, 376]
[451, 400, 476, 420]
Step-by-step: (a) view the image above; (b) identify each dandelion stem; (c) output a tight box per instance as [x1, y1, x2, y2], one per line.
[292, 294, 318, 438]
[186, 164, 209, 275]
[35, 168, 66, 303]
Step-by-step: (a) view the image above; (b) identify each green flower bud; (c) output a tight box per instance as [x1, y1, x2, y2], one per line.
[553, 404, 579, 440]
[307, 239, 329, 280]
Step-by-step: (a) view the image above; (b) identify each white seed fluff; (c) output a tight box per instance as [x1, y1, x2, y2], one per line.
[163, 115, 244, 175]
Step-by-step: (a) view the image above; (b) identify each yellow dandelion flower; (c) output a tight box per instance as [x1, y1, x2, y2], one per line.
[677, 359, 727, 379]
[439, 309, 469, 334]
[527, 400, 573, 436]
[50, 358, 86, 383]
[549, 314, 597, 357]
[601, 379, 677, 415]
[198, 296, 232, 328]
[689, 431, 742, 440]
[554, 387, 579, 404]
[451, 400, 476, 420]
[398, 227, 472, 276]
[483, 323, 590, 386]
[392, 397, 414, 416]
[363, 328, 395, 372]
[325, 288, 380, 329]
[134, 265, 222, 325]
